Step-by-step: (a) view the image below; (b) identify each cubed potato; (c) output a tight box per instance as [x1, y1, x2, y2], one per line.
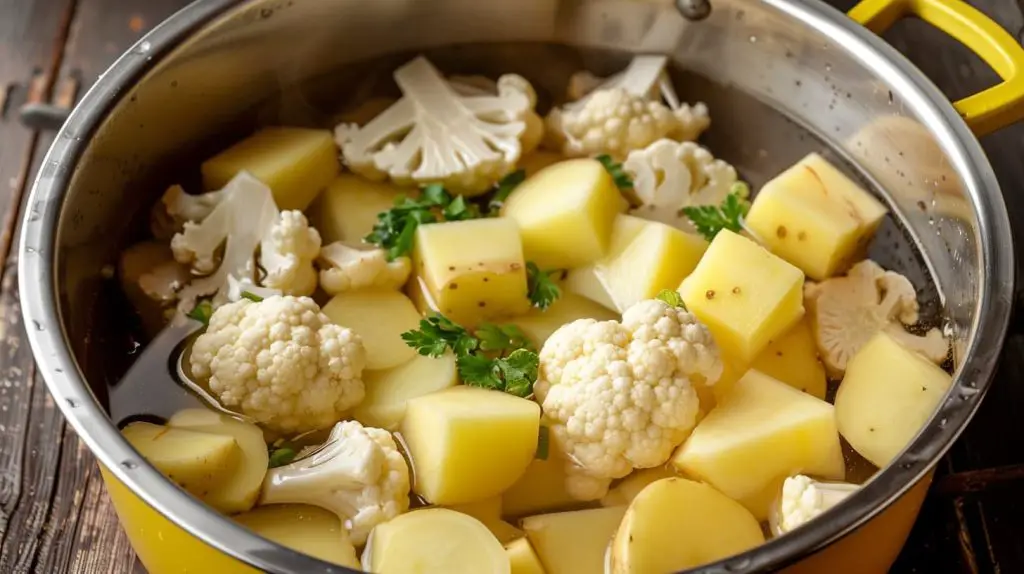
[413, 218, 530, 326]
[201, 127, 339, 211]
[166, 409, 269, 514]
[522, 506, 626, 574]
[835, 331, 953, 467]
[502, 159, 627, 269]
[672, 370, 845, 520]
[502, 455, 578, 518]
[679, 230, 805, 364]
[510, 293, 619, 348]
[519, 151, 565, 176]
[745, 153, 888, 281]
[315, 174, 408, 244]
[322, 289, 421, 370]
[122, 422, 240, 499]
[365, 508, 510, 574]
[750, 316, 827, 400]
[233, 505, 360, 568]
[407, 276, 441, 316]
[564, 214, 649, 311]
[601, 466, 677, 507]
[449, 497, 525, 544]
[506, 538, 547, 574]
[353, 352, 457, 430]
[563, 266, 618, 312]
[489, 519, 527, 545]
[610, 478, 764, 573]
[402, 386, 541, 505]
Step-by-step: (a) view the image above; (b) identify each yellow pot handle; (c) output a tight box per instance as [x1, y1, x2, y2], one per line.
[849, 0, 1024, 135]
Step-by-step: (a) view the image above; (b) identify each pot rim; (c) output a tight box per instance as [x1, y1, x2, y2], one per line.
[18, 0, 1014, 572]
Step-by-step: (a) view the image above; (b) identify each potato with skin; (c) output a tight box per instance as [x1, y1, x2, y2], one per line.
[122, 422, 240, 500]
[165, 409, 269, 514]
[314, 173, 408, 244]
[353, 352, 457, 430]
[322, 289, 421, 370]
[506, 538, 547, 574]
[610, 478, 764, 573]
[233, 505, 360, 568]
[522, 506, 626, 574]
[364, 508, 510, 574]
[201, 127, 339, 211]
[413, 218, 530, 326]
[402, 386, 541, 505]
[836, 331, 953, 467]
[750, 315, 827, 400]
[503, 158, 628, 269]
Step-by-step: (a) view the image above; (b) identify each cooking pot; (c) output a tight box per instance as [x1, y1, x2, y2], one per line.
[19, 0, 1022, 572]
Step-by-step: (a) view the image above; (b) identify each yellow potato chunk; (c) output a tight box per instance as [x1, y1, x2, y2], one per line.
[506, 538, 547, 574]
[502, 159, 627, 269]
[502, 455, 578, 518]
[519, 151, 564, 176]
[233, 505, 360, 568]
[402, 387, 541, 505]
[750, 316, 827, 400]
[353, 352, 457, 430]
[201, 127, 339, 211]
[510, 293, 618, 348]
[745, 153, 888, 281]
[122, 422, 240, 500]
[522, 506, 626, 574]
[835, 331, 953, 467]
[672, 370, 845, 520]
[679, 229, 805, 364]
[166, 409, 269, 514]
[322, 289, 420, 370]
[366, 508, 510, 574]
[610, 478, 764, 573]
[413, 218, 529, 326]
[449, 497, 525, 544]
[601, 466, 677, 507]
[564, 214, 649, 311]
[315, 174, 408, 244]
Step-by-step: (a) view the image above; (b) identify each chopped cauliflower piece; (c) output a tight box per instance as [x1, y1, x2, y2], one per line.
[448, 74, 544, 155]
[535, 298, 722, 500]
[335, 56, 533, 196]
[150, 184, 226, 240]
[261, 420, 410, 545]
[769, 475, 858, 536]
[189, 295, 366, 434]
[805, 259, 948, 377]
[259, 210, 322, 296]
[318, 242, 411, 295]
[623, 139, 742, 231]
[565, 55, 672, 108]
[172, 172, 280, 312]
[545, 88, 710, 160]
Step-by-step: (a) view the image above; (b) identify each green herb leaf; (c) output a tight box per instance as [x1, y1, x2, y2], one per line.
[680, 189, 751, 242]
[495, 349, 539, 398]
[401, 315, 479, 358]
[457, 354, 503, 390]
[527, 262, 562, 311]
[365, 184, 480, 260]
[240, 291, 264, 302]
[655, 289, 687, 310]
[487, 169, 527, 214]
[268, 446, 297, 468]
[535, 426, 550, 460]
[476, 323, 533, 353]
[596, 154, 634, 191]
[187, 300, 213, 325]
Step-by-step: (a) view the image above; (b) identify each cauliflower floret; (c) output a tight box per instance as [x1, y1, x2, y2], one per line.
[565, 55, 672, 105]
[150, 184, 226, 240]
[189, 295, 366, 434]
[259, 210, 322, 296]
[261, 420, 410, 545]
[536, 299, 722, 500]
[623, 139, 742, 231]
[769, 475, 858, 536]
[318, 242, 411, 295]
[545, 88, 710, 160]
[449, 74, 544, 156]
[805, 260, 949, 377]
[335, 56, 533, 196]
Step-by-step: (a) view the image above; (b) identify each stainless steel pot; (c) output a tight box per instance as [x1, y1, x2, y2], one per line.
[19, 0, 1022, 572]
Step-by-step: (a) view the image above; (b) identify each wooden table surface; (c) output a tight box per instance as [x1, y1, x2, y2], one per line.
[2, 0, 1024, 572]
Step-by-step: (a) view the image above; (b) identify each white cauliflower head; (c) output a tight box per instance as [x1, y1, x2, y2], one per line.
[624, 139, 742, 231]
[150, 184, 226, 240]
[536, 299, 722, 500]
[189, 295, 366, 434]
[259, 210, 322, 296]
[805, 259, 949, 376]
[769, 475, 858, 536]
[545, 88, 710, 160]
[261, 420, 410, 545]
[318, 242, 411, 295]
[336, 56, 533, 196]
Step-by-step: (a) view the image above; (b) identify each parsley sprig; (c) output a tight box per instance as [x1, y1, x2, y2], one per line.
[268, 440, 298, 468]
[526, 262, 562, 311]
[596, 154, 634, 191]
[655, 289, 687, 310]
[681, 184, 752, 242]
[365, 184, 481, 261]
[487, 169, 526, 215]
[187, 300, 214, 325]
[401, 316, 539, 397]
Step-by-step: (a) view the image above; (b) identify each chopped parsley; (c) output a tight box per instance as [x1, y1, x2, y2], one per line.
[486, 169, 527, 215]
[535, 426, 550, 460]
[596, 154, 634, 191]
[365, 184, 481, 260]
[681, 185, 751, 241]
[268, 443, 297, 468]
[239, 291, 264, 302]
[655, 289, 687, 310]
[526, 262, 562, 311]
[187, 300, 213, 326]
